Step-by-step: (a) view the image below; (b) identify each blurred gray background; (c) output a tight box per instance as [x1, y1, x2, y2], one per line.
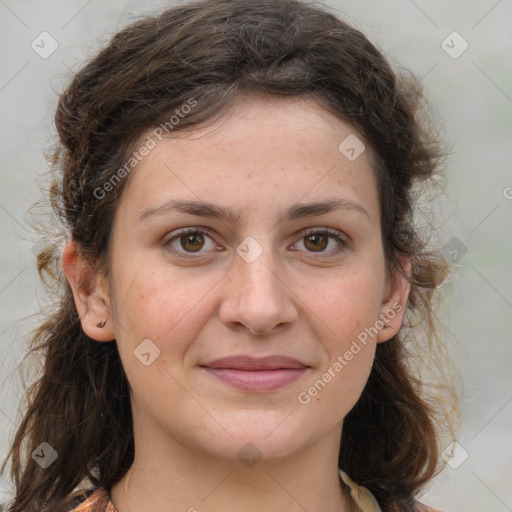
[0, 1, 511, 510]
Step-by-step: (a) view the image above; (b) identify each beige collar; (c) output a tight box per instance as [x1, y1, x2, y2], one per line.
[339, 469, 382, 512]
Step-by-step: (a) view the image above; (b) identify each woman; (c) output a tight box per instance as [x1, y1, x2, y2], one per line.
[1, 0, 458, 510]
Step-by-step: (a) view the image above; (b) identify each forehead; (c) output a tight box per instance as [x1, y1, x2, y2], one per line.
[116, 95, 379, 223]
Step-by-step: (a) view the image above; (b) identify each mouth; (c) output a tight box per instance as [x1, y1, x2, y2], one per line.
[200, 355, 310, 392]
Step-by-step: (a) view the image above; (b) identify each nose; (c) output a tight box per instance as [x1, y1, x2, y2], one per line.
[218, 247, 298, 336]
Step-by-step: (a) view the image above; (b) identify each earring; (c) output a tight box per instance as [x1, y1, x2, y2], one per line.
[96, 320, 107, 328]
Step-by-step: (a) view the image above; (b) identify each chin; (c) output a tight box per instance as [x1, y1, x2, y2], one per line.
[198, 409, 310, 463]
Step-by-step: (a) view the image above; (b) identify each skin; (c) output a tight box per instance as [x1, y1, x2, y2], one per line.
[63, 95, 410, 512]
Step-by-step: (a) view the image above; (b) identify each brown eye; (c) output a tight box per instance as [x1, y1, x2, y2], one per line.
[180, 233, 205, 252]
[303, 233, 328, 252]
[164, 227, 219, 257]
[292, 228, 349, 255]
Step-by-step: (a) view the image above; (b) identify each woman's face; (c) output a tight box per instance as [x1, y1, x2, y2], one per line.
[69, 95, 409, 466]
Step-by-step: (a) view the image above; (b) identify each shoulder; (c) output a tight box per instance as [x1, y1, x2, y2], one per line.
[339, 470, 445, 512]
[65, 487, 114, 512]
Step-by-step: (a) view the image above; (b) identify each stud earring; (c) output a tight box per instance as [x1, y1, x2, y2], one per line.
[96, 320, 107, 328]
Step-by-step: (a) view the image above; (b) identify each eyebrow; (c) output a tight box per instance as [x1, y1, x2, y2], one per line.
[137, 198, 370, 223]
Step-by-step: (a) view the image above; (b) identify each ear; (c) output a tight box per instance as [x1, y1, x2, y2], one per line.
[376, 256, 411, 343]
[61, 239, 115, 342]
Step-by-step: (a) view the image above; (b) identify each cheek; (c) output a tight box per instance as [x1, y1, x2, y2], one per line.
[305, 265, 385, 341]
[111, 264, 219, 358]
[297, 266, 383, 402]
[319, 344, 376, 421]
[298, 283, 378, 420]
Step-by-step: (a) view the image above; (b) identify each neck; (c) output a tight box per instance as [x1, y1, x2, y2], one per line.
[110, 423, 355, 512]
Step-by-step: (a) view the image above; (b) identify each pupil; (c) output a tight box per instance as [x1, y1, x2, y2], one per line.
[305, 234, 327, 251]
[181, 233, 204, 252]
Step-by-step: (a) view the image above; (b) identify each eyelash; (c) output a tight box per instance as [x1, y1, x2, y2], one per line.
[162, 226, 350, 259]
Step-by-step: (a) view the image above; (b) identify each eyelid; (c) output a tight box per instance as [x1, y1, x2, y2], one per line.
[162, 226, 214, 243]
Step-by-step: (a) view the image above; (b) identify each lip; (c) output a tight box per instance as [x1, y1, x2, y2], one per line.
[201, 355, 310, 392]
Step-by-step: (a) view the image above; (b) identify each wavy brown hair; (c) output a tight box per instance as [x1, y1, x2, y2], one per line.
[1, 0, 458, 510]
